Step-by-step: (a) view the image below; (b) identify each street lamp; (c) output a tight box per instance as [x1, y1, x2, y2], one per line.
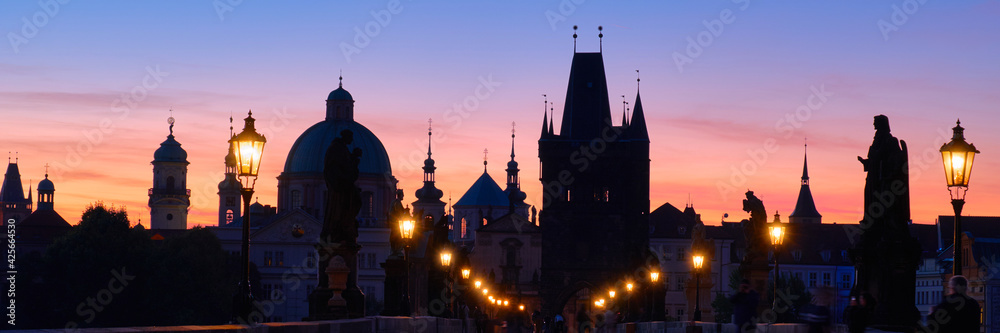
[399, 219, 416, 315]
[692, 254, 705, 322]
[650, 269, 660, 321]
[609, 290, 616, 299]
[768, 217, 786, 318]
[940, 119, 980, 276]
[625, 282, 634, 321]
[440, 249, 453, 317]
[230, 110, 266, 324]
[475, 280, 482, 289]
[462, 268, 471, 280]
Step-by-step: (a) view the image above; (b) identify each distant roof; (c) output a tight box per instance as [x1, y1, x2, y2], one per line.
[282, 119, 392, 176]
[328, 86, 353, 101]
[937, 216, 1000, 250]
[454, 171, 508, 207]
[18, 210, 72, 244]
[479, 212, 540, 234]
[153, 134, 188, 163]
[648, 202, 698, 238]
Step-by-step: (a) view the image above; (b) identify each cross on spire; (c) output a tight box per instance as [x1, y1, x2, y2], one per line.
[44, 163, 50, 177]
[483, 148, 489, 171]
[510, 122, 516, 160]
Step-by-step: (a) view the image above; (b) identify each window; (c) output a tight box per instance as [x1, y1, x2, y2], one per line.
[262, 284, 272, 300]
[264, 251, 273, 266]
[461, 218, 467, 238]
[167, 176, 175, 190]
[664, 275, 670, 291]
[226, 197, 236, 206]
[362, 191, 375, 217]
[662, 247, 673, 261]
[273, 284, 284, 301]
[822, 272, 831, 286]
[792, 250, 802, 262]
[359, 252, 368, 269]
[306, 252, 316, 268]
[506, 247, 517, 266]
[808, 272, 817, 287]
[291, 190, 302, 209]
[226, 209, 234, 224]
[821, 251, 831, 263]
[676, 309, 684, 318]
[368, 253, 376, 269]
[676, 275, 685, 291]
[677, 247, 686, 261]
[841, 274, 851, 289]
[794, 272, 803, 282]
[841, 250, 848, 262]
[276, 251, 284, 266]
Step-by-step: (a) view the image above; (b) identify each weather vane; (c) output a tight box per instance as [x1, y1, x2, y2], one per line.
[167, 109, 175, 135]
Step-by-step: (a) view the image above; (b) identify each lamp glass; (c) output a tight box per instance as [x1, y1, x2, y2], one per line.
[693, 255, 705, 269]
[626, 283, 634, 292]
[399, 220, 415, 240]
[440, 251, 452, 267]
[462, 268, 471, 279]
[474, 280, 482, 289]
[769, 224, 785, 246]
[650, 271, 660, 282]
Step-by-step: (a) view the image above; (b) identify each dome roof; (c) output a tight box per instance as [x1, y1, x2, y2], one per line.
[328, 86, 353, 101]
[154, 135, 188, 162]
[37, 176, 54, 192]
[283, 120, 392, 176]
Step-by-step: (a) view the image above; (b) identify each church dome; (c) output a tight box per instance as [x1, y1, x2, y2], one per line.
[328, 86, 353, 101]
[154, 135, 188, 162]
[37, 176, 54, 192]
[283, 120, 392, 176]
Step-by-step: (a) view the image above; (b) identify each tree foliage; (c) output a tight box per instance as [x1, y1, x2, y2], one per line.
[22, 203, 239, 329]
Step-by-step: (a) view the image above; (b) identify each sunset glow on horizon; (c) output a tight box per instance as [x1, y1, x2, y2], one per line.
[2, 1, 998, 228]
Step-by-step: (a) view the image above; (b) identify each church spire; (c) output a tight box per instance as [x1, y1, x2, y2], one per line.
[789, 141, 821, 223]
[415, 119, 444, 209]
[505, 123, 526, 212]
[541, 94, 550, 137]
[627, 72, 649, 140]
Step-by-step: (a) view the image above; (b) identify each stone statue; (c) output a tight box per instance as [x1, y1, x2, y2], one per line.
[857, 114, 910, 244]
[852, 115, 920, 328]
[740, 190, 769, 267]
[321, 129, 363, 244]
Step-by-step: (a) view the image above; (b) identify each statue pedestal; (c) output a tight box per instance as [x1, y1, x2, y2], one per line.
[380, 255, 408, 316]
[306, 241, 365, 321]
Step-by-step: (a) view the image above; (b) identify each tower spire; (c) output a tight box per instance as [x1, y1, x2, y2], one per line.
[801, 139, 809, 185]
[510, 122, 516, 160]
[483, 148, 489, 172]
[427, 118, 433, 158]
[789, 139, 821, 223]
[541, 94, 550, 136]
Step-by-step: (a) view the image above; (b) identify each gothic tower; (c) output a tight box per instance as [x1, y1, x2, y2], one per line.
[149, 118, 190, 229]
[789, 143, 821, 224]
[218, 130, 242, 226]
[538, 37, 650, 317]
[412, 120, 445, 220]
[504, 124, 527, 213]
[1, 158, 32, 222]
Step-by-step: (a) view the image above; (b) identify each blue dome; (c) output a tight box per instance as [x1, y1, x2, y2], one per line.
[153, 135, 188, 162]
[328, 87, 353, 101]
[283, 120, 391, 176]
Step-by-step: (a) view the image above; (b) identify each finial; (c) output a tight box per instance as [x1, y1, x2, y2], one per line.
[339, 70, 343, 88]
[167, 109, 175, 135]
[44, 163, 49, 178]
[427, 118, 433, 157]
[598, 26, 603, 53]
[483, 148, 489, 171]
[510, 121, 516, 160]
[636, 69, 641, 90]
[229, 111, 234, 136]
[573, 25, 578, 52]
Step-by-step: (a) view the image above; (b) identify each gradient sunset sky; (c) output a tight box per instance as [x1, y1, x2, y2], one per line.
[2, 1, 998, 227]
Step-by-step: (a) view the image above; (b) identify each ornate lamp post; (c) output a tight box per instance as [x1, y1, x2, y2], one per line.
[625, 282, 634, 322]
[768, 218, 786, 317]
[440, 249, 454, 317]
[692, 254, 705, 322]
[230, 110, 266, 323]
[399, 218, 416, 314]
[940, 120, 979, 276]
[649, 269, 660, 321]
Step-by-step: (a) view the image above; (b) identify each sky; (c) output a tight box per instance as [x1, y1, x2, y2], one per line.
[1, 1, 998, 228]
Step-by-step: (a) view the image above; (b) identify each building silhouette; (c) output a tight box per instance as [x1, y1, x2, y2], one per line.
[537, 45, 651, 318]
[148, 121, 190, 229]
[18, 172, 71, 256]
[218, 130, 242, 227]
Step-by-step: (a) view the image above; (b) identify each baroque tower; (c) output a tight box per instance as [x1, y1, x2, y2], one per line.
[412, 119, 445, 220]
[218, 118, 242, 226]
[538, 30, 650, 317]
[149, 117, 190, 229]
